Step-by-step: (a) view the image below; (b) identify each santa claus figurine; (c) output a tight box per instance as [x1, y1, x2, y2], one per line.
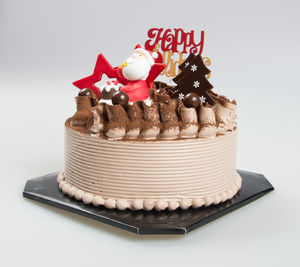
[118, 47, 158, 103]
[73, 45, 165, 106]
[99, 47, 159, 105]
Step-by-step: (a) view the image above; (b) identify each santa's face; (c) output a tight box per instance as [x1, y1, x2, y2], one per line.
[121, 52, 151, 81]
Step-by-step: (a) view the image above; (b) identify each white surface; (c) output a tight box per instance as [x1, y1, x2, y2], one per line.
[0, 0, 299, 266]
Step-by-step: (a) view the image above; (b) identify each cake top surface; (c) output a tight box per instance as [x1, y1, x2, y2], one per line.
[67, 45, 237, 141]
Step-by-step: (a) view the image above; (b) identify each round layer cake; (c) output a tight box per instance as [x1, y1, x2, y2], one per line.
[58, 73, 241, 211]
[58, 126, 241, 211]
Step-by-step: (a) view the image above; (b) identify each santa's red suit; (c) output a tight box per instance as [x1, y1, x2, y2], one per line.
[120, 80, 149, 102]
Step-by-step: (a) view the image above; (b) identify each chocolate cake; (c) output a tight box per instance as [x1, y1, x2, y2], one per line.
[57, 49, 241, 211]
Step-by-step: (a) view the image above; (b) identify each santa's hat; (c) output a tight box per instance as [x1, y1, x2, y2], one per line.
[134, 44, 158, 66]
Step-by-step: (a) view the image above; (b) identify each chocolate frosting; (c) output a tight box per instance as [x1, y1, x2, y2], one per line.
[141, 102, 161, 140]
[126, 103, 143, 139]
[178, 102, 199, 138]
[78, 89, 99, 107]
[69, 96, 93, 127]
[104, 105, 128, 140]
[159, 100, 180, 139]
[102, 88, 117, 100]
[68, 87, 237, 141]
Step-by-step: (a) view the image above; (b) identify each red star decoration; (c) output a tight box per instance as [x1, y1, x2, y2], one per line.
[73, 47, 166, 98]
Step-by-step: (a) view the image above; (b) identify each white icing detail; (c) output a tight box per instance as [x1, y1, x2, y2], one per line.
[193, 80, 200, 88]
[143, 97, 152, 106]
[178, 93, 185, 100]
[185, 62, 190, 67]
[99, 99, 113, 105]
[100, 81, 123, 92]
[199, 95, 206, 104]
[128, 99, 152, 107]
[191, 64, 197, 72]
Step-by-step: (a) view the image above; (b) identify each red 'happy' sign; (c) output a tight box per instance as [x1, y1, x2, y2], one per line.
[144, 28, 209, 79]
[145, 28, 205, 55]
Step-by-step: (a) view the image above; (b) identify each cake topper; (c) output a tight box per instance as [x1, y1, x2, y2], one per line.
[144, 28, 211, 79]
[145, 28, 204, 55]
[171, 54, 215, 105]
[73, 44, 166, 103]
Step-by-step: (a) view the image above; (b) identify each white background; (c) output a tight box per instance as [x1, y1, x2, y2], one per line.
[1, 0, 299, 266]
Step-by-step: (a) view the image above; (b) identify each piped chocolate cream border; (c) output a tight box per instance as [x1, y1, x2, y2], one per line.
[67, 89, 237, 141]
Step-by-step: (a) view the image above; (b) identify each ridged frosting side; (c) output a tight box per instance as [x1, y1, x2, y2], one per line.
[59, 127, 241, 211]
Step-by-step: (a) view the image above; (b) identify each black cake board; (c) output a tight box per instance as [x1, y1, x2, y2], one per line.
[23, 170, 274, 235]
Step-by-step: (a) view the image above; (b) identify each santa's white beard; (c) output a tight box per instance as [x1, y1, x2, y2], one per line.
[122, 58, 151, 81]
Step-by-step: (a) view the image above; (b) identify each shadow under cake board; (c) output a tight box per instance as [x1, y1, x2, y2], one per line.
[23, 170, 274, 235]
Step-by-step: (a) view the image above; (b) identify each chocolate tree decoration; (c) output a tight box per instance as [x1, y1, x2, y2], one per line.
[173, 53, 196, 84]
[172, 54, 215, 106]
[178, 53, 196, 71]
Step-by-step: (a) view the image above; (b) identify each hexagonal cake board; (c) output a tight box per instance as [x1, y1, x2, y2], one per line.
[23, 170, 274, 235]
